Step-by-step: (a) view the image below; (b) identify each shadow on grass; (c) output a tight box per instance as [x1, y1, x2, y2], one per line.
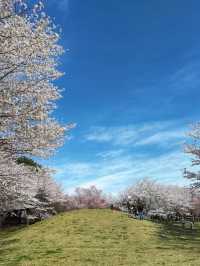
[156, 221, 200, 250]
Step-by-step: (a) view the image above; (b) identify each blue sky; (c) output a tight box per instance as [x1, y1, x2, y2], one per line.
[43, 0, 200, 194]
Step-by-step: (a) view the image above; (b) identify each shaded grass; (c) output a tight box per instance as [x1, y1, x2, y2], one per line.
[0, 209, 200, 265]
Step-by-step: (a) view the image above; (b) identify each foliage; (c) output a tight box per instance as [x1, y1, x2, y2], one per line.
[16, 156, 42, 169]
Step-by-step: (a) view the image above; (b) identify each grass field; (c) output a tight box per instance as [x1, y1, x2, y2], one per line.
[0, 209, 200, 266]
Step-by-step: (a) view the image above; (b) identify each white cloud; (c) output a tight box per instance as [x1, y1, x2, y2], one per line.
[55, 150, 191, 194]
[135, 128, 186, 147]
[53, 120, 192, 194]
[86, 127, 113, 142]
[84, 121, 187, 147]
[54, 162, 94, 179]
[97, 149, 124, 159]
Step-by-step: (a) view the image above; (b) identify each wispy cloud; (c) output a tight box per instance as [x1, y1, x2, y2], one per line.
[50, 119, 192, 194]
[99, 152, 190, 193]
[84, 120, 187, 147]
[135, 128, 186, 147]
[54, 162, 94, 179]
[54, 150, 191, 194]
[97, 149, 124, 159]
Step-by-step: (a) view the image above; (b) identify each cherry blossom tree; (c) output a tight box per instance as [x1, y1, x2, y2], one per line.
[0, 153, 38, 211]
[73, 186, 109, 209]
[184, 123, 200, 189]
[0, 0, 73, 218]
[49, 186, 109, 213]
[0, 0, 74, 159]
[120, 178, 191, 213]
[34, 167, 65, 203]
[0, 152, 64, 212]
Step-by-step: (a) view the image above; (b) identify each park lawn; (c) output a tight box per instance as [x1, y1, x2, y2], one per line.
[0, 209, 200, 266]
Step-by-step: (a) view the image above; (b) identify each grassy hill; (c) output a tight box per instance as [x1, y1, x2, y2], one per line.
[0, 209, 200, 266]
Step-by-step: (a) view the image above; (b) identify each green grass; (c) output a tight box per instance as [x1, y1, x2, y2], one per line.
[0, 209, 200, 265]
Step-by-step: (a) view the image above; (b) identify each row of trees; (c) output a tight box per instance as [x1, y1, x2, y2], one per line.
[0, 0, 73, 217]
[117, 123, 200, 217]
[118, 179, 192, 214]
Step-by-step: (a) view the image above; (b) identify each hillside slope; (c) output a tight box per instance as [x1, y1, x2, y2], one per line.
[0, 209, 200, 266]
